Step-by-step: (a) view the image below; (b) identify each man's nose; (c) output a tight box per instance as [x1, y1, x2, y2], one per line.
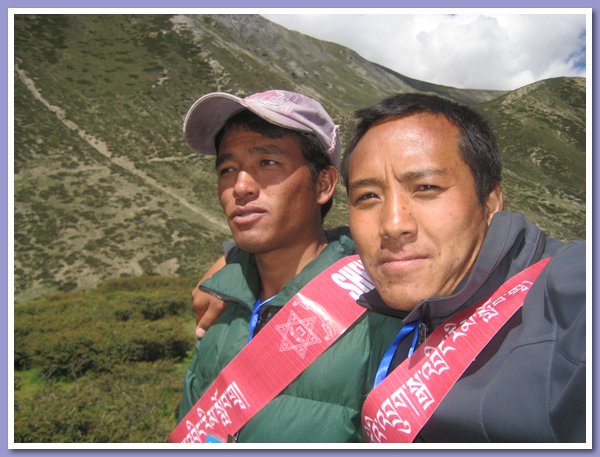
[379, 191, 418, 244]
[233, 171, 258, 201]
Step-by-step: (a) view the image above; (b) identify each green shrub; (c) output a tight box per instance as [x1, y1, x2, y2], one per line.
[130, 295, 189, 321]
[33, 318, 192, 380]
[15, 275, 195, 381]
[36, 331, 103, 379]
[113, 307, 132, 321]
[14, 360, 187, 443]
[14, 274, 199, 442]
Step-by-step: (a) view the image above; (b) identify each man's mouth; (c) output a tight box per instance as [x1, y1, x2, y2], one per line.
[230, 206, 267, 225]
[378, 254, 429, 272]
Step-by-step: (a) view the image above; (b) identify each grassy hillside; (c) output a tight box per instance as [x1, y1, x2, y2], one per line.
[13, 14, 585, 300]
[14, 275, 196, 442]
[477, 77, 586, 240]
[14, 15, 230, 300]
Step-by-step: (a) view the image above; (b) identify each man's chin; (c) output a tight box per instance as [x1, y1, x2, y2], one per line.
[232, 236, 271, 255]
[376, 287, 422, 312]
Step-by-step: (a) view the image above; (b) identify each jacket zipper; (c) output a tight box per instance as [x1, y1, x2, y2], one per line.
[417, 304, 433, 345]
[198, 285, 248, 309]
[418, 320, 431, 345]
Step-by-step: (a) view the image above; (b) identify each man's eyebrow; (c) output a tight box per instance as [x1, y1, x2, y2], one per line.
[215, 152, 232, 168]
[216, 145, 287, 168]
[253, 145, 286, 155]
[398, 168, 446, 183]
[347, 178, 380, 193]
[348, 168, 447, 191]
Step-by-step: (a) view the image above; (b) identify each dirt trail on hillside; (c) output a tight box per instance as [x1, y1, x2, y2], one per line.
[15, 64, 229, 232]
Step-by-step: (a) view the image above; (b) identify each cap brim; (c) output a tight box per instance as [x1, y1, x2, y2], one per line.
[183, 93, 247, 155]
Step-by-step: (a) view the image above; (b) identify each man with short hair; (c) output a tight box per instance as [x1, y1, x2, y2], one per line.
[175, 90, 403, 443]
[343, 93, 586, 443]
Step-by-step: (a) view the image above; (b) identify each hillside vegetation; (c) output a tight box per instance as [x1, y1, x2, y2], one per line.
[478, 77, 586, 241]
[12, 14, 586, 443]
[14, 275, 196, 442]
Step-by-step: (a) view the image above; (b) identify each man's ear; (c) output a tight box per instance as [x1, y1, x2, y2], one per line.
[316, 166, 339, 205]
[484, 184, 504, 224]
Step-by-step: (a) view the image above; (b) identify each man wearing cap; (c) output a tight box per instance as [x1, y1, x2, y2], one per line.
[175, 90, 403, 442]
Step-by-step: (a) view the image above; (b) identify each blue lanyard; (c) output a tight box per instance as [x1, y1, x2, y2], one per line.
[248, 295, 277, 342]
[373, 319, 421, 388]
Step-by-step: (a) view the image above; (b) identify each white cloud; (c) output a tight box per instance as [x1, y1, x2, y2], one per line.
[262, 13, 587, 90]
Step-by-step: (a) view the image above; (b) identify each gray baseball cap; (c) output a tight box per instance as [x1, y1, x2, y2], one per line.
[183, 89, 341, 167]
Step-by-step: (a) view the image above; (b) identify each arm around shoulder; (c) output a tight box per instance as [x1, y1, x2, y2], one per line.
[192, 256, 227, 338]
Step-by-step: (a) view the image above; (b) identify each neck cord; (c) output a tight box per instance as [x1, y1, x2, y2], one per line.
[248, 295, 277, 342]
[373, 319, 421, 388]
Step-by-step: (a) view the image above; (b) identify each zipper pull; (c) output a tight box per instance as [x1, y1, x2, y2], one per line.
[418, 320, 431, 345]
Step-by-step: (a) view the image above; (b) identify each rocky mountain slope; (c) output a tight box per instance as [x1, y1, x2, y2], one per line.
[13, 14, 586, 300]
[478, 76, 586, 241]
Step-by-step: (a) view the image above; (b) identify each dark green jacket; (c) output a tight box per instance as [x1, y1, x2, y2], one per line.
[178, 234, 404, 442]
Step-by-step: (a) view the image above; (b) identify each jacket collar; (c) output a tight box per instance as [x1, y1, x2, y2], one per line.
[200, 234, 356, 311]
[358, 212, 547, 326]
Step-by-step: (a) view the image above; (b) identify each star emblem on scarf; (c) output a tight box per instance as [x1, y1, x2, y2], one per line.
[275, 310, 322, 359]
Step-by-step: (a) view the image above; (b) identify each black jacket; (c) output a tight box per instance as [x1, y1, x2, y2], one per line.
[360, 212, 586, 443]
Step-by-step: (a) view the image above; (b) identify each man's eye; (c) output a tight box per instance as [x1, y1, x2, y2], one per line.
[260, 159, 278, 166]
[416, 184, 438, 192]
[218, 166, 235, 176]
[353, 192, 379, 204]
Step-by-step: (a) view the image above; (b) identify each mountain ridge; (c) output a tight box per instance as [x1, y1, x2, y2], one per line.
[13, 14, 586, 300]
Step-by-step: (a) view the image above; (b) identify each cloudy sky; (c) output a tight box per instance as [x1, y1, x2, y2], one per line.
[262, 12, 587, 91]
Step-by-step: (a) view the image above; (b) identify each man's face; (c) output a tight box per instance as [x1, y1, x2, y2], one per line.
[347, 113, 501, 311]
[216, 126, 324, 255]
